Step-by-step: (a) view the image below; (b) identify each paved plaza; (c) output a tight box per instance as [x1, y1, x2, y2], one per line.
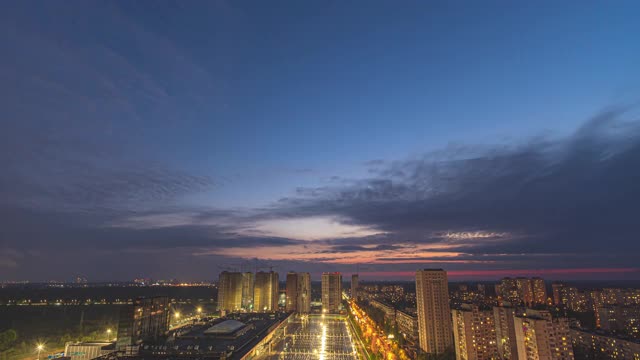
[258, 315, 359, 360]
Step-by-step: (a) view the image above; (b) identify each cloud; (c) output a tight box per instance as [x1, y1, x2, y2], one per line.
[264, 107, 640, 267]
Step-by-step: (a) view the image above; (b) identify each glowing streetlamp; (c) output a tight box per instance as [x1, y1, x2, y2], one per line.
[106, 329, 112, 342]
[174, 312, 181, 320]
[36, 344, 44, 360]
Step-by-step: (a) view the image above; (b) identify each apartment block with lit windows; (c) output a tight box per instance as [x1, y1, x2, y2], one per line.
[514, 309, 574, 360]
[452, 304, 498, 360]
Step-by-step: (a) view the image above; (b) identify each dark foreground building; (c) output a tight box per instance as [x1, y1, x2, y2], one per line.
[116, 297, 170, 349]
[104, 312, 291, 360]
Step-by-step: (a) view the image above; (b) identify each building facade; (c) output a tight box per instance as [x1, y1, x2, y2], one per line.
[552, 283, 565, 306]
[254, 271, 279, 312]
[513, 309, 574, 360]
[452, 304, 498, 360]
[116, 296, 170, 349]
[351, 274, 359, 300]
[65, 342, 114, 360]
[571, 328, 640, 360]
[285, 272, 311, 313]
[396, 310, 419, 349]
[532, 278, 547, 305]
[217, 271, 245, 313]
[493, 306, 519, 360]
[415, 269, 453, 354]
[598, 305, 640, 337]
[322, 272, 342, 313]
[241, 272, 254, 311]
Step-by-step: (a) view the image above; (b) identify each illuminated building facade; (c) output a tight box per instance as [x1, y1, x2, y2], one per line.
[351, 273, 359, 300]
[241, 272, 254, 311]
[396, 309, 419, 348]
[452, 304, 498, 360]
[116, 296, 170, 349]
[254, 271, 279, 312]
[493, 306, 519, 360]
[217, 271, 244, 313]
[416, 269, 453, 354]
[514, 309, 574, 360]
[498, 278, 520, 305]
[532, 277, 547, 305]
[499, 277, 546, 306]
[598, 305, 640, 337]
[322, 272, 342, 313]
[552, 283, 566, 306]
[285, 272, 311, 313]
[571, 328, 640, 360]
[516, 278, 534, 306]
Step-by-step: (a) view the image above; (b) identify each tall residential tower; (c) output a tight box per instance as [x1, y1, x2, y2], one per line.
[416, 269, 453, 354]
[285, 272, 311, 313]
[322, 272, 342, 313]
[254, 271, 279, 312]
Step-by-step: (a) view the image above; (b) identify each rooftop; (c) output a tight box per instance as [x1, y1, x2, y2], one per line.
[204, 320, 246, 335]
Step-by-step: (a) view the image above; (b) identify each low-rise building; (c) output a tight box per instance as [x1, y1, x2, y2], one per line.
[396, 309, 419, 347]
[65, 342, 115, 360]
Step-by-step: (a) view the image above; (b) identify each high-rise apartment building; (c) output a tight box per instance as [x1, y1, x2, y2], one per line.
[116, 297, 170, 349]
[552, 282, 565, 306]
[241, 272, 254, 310]
[415, 269, 453, 354]
[598, 305, 640, 335]
[351, 273, 359, 300]
[217, 271, 244, 313]
[498, 278, 520, 305]
[285, 272, 311, 313]
[602, 288, 623, 305]
[516, 278, 534, 306]
[322, 272, 342, 313]
[499, 277, 544, 306]
[514, 309, 574, 360]
[254, 271, 279, 312]
[493, 306, 519, 360]
[532, 277, 547, 305]
[285, 272, 298, 312]
[452, 304, 498, 360]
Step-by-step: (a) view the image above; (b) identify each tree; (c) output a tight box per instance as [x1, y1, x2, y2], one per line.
[0, 330, 18, 352]
[0, 330, 18, 360]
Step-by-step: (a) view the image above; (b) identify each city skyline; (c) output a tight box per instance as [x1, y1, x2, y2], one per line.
[2, 1, 640, 281]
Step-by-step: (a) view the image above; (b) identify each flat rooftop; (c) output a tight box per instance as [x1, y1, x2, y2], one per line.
[130, 313, 289, 359]
[204, 319, 246, 335]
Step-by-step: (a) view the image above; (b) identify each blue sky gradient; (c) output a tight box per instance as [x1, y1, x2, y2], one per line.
[1, 1, 640, 280]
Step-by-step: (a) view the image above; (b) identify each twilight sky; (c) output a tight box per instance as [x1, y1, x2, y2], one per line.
[2, 1, 640, 281]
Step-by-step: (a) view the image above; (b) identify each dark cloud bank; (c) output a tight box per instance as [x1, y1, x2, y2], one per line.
[2, 108, 640, 280]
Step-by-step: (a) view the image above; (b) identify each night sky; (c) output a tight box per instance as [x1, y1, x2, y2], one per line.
[2, 1, 640, 281]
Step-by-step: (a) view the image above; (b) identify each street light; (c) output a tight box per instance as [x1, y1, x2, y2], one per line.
[106, 329, 112, 342]
[36, 344, 44, 360]
[174, 312, 181, 319]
